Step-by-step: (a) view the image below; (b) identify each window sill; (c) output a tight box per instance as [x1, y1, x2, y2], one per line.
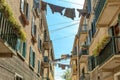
[29, 65, 34, 71]
[17, 51, 25, 61]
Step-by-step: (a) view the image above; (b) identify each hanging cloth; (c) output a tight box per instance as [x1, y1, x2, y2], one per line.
[48, 3, 65, 15]
[41, 1, 47, 11]
[64, 8, 76, 20]
[61, 65, 65, 70]
[77, 9, 87, 17]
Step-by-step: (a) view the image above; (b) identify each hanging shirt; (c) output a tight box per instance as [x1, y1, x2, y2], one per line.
[48, 3, 65, 15]
[41, 1, 47, 11]
[64, 8, 76, 20]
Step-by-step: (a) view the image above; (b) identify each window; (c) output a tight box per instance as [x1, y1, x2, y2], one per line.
[38, 60, 40, 74]
[91, 21, 96, 37]
[20, 0, 30, 25]
[44, 30, 47, 41]
[38, 35, 42, 52]
[16, 39, 27, 58]
[29, 47, 35, 68]
[15, 73, 23, 80]
[33, 0, 40, 17]
[31, 17, 37, 42]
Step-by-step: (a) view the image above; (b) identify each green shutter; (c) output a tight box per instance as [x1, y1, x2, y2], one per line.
[22, 42, 27, 58]
[38, 60, 40, 73]
[33, 52, 35, 68]
[38, 35, 40, 50]
[29, 47, 33, 66]
[31, 17, 34, 36]
[26, 4, 30, 21]
[16, 39, 21, 52]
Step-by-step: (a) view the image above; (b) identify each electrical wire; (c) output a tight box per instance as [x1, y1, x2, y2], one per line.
[53, 34, 75, 41]
[58, 0, 84, 6]
[49, 20, 79, 27]
[50, 22, 79, 32]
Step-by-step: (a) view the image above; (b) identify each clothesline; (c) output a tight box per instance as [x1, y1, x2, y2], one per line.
[41, 1, 88, 20]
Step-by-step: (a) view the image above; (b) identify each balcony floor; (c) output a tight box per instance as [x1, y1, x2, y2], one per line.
[97, 0, 120, 27]
[0, 39, 16, 57]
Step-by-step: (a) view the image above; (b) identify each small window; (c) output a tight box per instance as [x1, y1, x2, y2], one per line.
[15, 73, 23, 80]
[33, 0, 40, 17]
[38, 35, 42, 52]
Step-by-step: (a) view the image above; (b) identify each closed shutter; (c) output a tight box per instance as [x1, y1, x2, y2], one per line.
[33, 52, 35, 68]
[87, 0, 91, 14]
[20, 0, 24, 13]
[34, 25, 37, 37]
[38, 60, 40, 73]
[16, 39, 21, 52]
[31, 17, 35, 36]
[29, 47, 33, 66]
[26, 3, 30, 21]
[88, 56, 92, 71]
[22, 42, 26, 58]
[38, 35, 40, 50]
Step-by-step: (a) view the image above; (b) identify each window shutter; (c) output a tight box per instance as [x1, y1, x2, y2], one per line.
[38, 35, 40, 50]
[108, 27, 114, 36]
[38, 60, 40, 73]
[29, 47, 33, 66]
[16, 39, 21, 52]
[87, 0, 91, 14]
[20, 0, 24, 13]
[22, 42, 27, 58]
[31, 17, 35, 36]
[88, 56, 92, 71]
[26, 3, 30, 21]
[34, 25, 37, 37]
[33, 52, 35, 68]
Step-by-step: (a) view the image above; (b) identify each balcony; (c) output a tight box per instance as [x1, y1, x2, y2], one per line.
[95, 0, 120, 27]
[80, 73, 90, 80]
[42, 56, 49, 68]
[79, 49, 89, 63]
[0, 13, 18, 57]
[88, 56, 98, 71]
[97, 37, 120, 70]
[79, 24, 88, 43]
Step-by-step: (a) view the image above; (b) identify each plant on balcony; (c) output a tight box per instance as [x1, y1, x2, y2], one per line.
[93, 35, 110, 56]
[0, 0, 26, 41]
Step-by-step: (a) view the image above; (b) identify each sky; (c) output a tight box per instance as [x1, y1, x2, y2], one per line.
[43, 0, 85, 80]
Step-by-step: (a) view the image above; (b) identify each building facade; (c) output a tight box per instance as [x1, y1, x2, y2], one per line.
[71, 0, 120, 80]
[0, 0, 54, 80]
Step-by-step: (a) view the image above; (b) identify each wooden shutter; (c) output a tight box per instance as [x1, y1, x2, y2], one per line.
[88, 56, 92, 71]
[22, 42, 26, 58]
[87, 0, 91, 13]
[20, 0, 24, 13]
[38, 35, 40, 50]
[108, 27, 114, 36]
[34, 25, 37, 37]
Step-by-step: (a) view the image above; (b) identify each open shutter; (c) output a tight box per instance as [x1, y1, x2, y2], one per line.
[108, 27, 114, 36]
[34, 25, 37, 37]
[38, 35, 40, 50]
[33, 52, 35, 68]
[29, 47, 33, 66]
[16, 39, 21, 52]
[31, 17, 35, 36]
[20, 0, 24, 13]
[38, 60, 40, 73]
[26, 3, 30, 22]
[87, 0, 91, 14]
[88, 56, 92, 71]
[22, 42, 27, 58]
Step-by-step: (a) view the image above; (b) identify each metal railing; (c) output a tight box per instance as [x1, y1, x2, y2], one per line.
[98, 37, 120, 65]
[94, 0, 106, 23]
[0, 12, 18, 50]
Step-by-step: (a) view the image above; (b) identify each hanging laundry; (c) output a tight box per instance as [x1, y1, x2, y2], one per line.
[77, 9, 87, 17]
[58, 63, 62, 67]
[61, 65, 65, 70]
[41, 1, 47, 11]
[48, 3, 65, 15]
[64, 8, 76, 20]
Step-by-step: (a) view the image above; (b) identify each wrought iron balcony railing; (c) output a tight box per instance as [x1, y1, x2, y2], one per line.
[0, 13, 18, 51]
[98, 37, 120, 65]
